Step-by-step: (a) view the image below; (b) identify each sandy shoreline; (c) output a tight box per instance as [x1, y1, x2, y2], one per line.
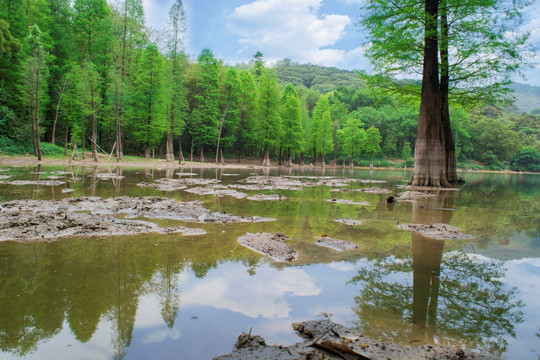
[0, 155, 531, 174]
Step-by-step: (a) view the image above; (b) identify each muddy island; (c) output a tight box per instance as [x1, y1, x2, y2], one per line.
[214, 319, 497, 360]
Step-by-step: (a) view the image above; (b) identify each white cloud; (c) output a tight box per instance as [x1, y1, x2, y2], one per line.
[227, 0, 351, 65]
[181, 263, 321, 318]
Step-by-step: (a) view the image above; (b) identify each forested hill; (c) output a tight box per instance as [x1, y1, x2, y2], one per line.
[508, 83, 540, 114]
[271, 60, 540, 114]
[271, 59, 365, 93]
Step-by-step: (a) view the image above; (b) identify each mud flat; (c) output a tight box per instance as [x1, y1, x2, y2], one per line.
[237, 232, 298, 262]
[184, 187, 248, 199]
[334, 218, 363, 226]
[327, 199, 370, 206]
[137, 178, 220, 191]
[398, 223, 475, 240]
[2, 179, 65, 186]
[246, 194, 287, 201]
[315, 236, 359, 252]
[0, 196, 275, 242]
[356, 187, 392, 194]
[214, 319, 497, 360]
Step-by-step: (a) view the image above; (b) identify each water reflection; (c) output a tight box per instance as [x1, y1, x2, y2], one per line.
[350, 191, 524, 355]
[0, 166, 538, 359]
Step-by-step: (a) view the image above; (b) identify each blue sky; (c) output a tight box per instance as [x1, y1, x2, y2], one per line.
[142, 0, 540, 86]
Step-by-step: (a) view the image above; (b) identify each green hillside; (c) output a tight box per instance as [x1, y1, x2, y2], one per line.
[508, 83, 540, 114]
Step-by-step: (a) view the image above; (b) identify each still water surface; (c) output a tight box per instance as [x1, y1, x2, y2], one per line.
[0, 165, 538, 359]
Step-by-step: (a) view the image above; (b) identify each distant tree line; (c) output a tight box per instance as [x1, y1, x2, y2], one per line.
[0, 0, 538, 171]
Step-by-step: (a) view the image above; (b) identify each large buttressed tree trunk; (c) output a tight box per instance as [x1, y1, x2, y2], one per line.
[439, 2, 457, 184]
[410, 0, 449, 188]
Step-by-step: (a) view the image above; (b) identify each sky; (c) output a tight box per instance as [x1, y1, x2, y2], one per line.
[142, 0, 540, 86]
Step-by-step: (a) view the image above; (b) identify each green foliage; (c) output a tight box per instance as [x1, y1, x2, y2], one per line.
[218, 67, 241, 153]
[469, 115, 522, 163]
[131, 44, 166, 153]
[188, 49, 220, 150]
[280, 84, 304, 155]
[511, 146, 540, 172]
[235, 70, 257, 155]
[0, 137, 64, 155]
[338, 116, 366, 161]
[363, 126, 382, 159]
[0, 20, 21, 60]
[274, 59, 365, 92]
[255, 71, 281, 149]
[360, 0, 530, 105]
[311, 95, 333, 158]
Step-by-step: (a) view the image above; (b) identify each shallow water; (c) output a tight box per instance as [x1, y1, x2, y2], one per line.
[0, 165, 538, 359]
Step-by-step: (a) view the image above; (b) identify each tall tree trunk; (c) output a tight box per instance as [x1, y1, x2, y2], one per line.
[199, 145, 204, 162]
[439, 2, 458, 183]
[82, 116, 86, 160]
[35, 49, 42, 161]
[261, 144, 271, 167]
[166, 131, 175, 161]
[410, 0, 448, 187]
[190, 137, 194, 161]
[283, 148, 292, 167]
[115, 74, 121, 162]
[166, 104, 175, 162]
[215, 116, 225, 164]
[64, 122, 69, 156]
[91, 84, 98, 162]
[51, 77, 68, 145]
[31, 110, 37, 156]
[178, 137, 184, 164]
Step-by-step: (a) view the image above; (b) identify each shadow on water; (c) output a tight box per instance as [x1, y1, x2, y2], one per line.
[349, 191, 524, 356]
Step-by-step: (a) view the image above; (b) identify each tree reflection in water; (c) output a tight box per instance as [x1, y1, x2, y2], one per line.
[350, 191, 524, 355]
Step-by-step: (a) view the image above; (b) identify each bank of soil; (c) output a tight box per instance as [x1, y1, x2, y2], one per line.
[315, 235, 360, 252]
[398, 223, 476, 240]
[237, 232, 298, 262]
[214, 319, 497, 360]
[0, 196, 275, 242]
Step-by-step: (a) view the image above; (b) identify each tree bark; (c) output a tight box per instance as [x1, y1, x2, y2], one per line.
[410, 0, 448, 187]
[261, 144, 271, 167]
[199, 145, 204, 162]
[178, 137, 184, 164]
[439, 2, 458, 184]
[91, 84, 98, 162]
[35, 48, 42, 161]
[51, 77, 68, 145]
[283, 148, 292, 167]
[115, 74, 122, 162]
[166, 131, 175, 161]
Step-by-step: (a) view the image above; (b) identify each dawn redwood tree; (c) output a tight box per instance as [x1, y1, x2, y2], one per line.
[255, 71, 281, 167]
[132, 44, 166, 158]
[77, 60, 101, 162]
[165, 0, 188, 163]
[363, 125, 382, 170]
[235, 70, 257, 160]
[280, 84, 304, 167]
[338, 116, 366, 168]
[188, 48, 219, 162]
[216, 67, 240, 164]
[311, 95, 333, 167]
[361, 0, 530, 186]
[21, 25, 49, 160]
